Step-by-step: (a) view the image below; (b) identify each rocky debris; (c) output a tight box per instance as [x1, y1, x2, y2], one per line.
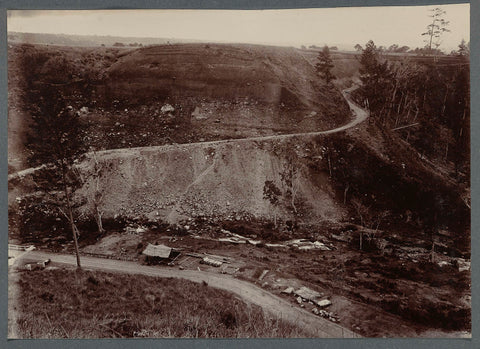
[456, 258, 471, 272]
[219, 229, 262, 245]
[296, 296, 303, 304]
[315, 309, 339, 322]
[201, 256, 222, 267]
[317, 299, 332, 308]
[286, 239, 331, 250]
[125, 225, 147, 235]
[80, 106, 89, 114]
[161, 104, 175, 114]
[258, 269, 269, 281]
[281, 286, 294, 295]
[192, 106, 208, 119]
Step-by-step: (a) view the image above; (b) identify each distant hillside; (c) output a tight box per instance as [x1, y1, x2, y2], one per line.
[7, 31, 199, 47]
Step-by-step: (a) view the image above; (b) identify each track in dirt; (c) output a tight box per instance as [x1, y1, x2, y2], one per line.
[8, 86, 367, 181]
[81, 86, 367, 160]
[14, 250, 359, 338]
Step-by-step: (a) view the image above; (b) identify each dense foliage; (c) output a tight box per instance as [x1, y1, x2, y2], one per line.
[355, 40, 470, 180]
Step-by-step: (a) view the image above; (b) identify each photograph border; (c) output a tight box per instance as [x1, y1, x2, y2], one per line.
[0, 0, 477, 348]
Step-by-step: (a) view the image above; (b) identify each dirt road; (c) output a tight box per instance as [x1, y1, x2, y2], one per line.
[84, 86, 367, 158]
[17, 250, 359, 338]
[8, 86, 368, 180]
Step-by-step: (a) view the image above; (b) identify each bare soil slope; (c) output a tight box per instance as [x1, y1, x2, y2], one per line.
[76, 135, 344, 224]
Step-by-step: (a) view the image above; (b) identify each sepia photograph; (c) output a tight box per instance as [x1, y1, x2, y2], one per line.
[7, 4, 471, 339]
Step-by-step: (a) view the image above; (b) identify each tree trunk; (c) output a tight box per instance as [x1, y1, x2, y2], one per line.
[441, 85, 449, 118]
[328, 154, 332, 177]
[61, 161, 81, 268]
[388, 81, 398, 119]
[344, 184, 349, 205]
[92, 152, 104, 234]
[405, 105, 411, 122]
[413, 109, 419, 122]
[95, 205, 104, 234]
[397, 93, 403, 114]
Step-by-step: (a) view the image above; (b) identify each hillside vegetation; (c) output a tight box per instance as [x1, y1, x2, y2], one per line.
[13, 268, 307, 338]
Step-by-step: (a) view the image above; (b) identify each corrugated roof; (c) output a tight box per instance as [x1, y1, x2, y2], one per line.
[142, 243, 172, 258]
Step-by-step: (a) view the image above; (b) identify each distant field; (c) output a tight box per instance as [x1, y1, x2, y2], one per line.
[12, 268, 308, 338]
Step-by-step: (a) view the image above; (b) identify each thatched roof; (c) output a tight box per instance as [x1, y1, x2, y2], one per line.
[142, 243, 172, 258]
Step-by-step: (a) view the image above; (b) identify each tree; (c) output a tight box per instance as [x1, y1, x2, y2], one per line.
[315, 45, 335, 84]
[422, 7, 450, 53]
[457, 39, 470, 56]
[388, 44, 399, 52]
[358, 40, 394, 120]
[354, 44, 363, 52]
[263, 180, 282, 228]
[25, 84, 85, 268]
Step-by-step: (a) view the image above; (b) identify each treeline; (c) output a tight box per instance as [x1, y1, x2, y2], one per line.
[354, 40, 470, 180]
[354, 40, 469, 56]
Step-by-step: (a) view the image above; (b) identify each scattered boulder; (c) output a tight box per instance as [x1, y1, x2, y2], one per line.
[161, 104, 175, 114]
[281, 286, 294, 295]
[317, 299, 332, 308]
[192, 106, 208, 119]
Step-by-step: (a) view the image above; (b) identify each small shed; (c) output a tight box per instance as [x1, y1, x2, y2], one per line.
[142, 243, 180, 264]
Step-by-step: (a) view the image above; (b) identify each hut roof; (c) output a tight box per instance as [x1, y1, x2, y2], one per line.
[142, 243, 172, 258]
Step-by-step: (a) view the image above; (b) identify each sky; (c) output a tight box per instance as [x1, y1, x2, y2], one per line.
[7, 4, 470, 52]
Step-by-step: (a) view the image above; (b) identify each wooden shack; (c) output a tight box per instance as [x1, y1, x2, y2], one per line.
[142, 243, 181, 264]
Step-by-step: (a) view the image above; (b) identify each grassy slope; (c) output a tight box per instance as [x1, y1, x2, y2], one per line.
[13, 268, 308, 338]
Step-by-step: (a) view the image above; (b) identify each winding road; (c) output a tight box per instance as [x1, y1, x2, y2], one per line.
[15, 250, 359, 338]
[8, 86, 368, 181]
[9, 86, 368, 337]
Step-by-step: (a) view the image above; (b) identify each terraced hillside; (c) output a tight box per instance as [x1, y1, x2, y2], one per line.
[101, 44, 350, 140]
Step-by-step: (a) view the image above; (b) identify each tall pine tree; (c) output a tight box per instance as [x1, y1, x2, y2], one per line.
[316, 45, 335, 84]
